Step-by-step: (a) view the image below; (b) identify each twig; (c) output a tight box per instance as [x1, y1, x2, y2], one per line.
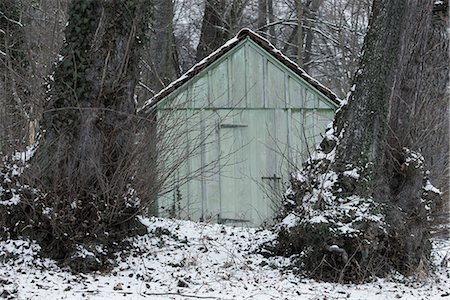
[0, 11, 23, 27]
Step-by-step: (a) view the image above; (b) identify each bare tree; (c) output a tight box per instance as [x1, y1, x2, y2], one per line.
[139, 0, 179, 101]
[0, 0, 69, 156]
[257, 0, 276, 43]
[196, 0, 229, 60]
[0, 0, 28, 155]
[196, 0, 249, 60]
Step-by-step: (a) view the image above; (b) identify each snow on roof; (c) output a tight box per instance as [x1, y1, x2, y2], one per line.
[139, 28, 340, 114]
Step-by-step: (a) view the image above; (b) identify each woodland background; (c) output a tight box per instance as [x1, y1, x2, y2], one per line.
[1, 0, 447, 215]
[0, 0, 448, 279]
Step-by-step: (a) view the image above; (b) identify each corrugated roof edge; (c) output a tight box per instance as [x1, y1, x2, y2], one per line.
[138, 28, 340, 114]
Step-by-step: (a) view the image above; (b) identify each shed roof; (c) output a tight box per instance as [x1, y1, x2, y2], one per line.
[140, 28, 340, 113]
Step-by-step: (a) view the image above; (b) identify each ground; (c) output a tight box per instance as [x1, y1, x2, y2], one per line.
[0, 217, 449, 299]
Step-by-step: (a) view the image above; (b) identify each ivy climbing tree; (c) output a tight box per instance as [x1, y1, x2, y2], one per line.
[275, 0, 447, 282]
[0, 0, 152, 272]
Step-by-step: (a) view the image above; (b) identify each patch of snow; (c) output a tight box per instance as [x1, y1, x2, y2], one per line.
[310, 148, 336, 161]
[309, 215, 329, 224]
[12, 143, 38, 163]
[424, 180, 441, 194]
[335, 222, 360, 235]
[328, 244, 340, 251]
[73, 244, 97, 261]
[324, 126, 337, 140]
[0, 217, 448, 299]
[0, 193, 20, 206]
[320, 171, 338, 189]
[404, 148, 424, 169]
[344, 168, 360, 179]
[294, 172, 307, 182]
[42, 207, 53, 217]
[281, 213, 300, 228]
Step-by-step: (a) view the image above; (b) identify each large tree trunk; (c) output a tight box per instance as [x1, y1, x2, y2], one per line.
[387, 1, 449, 219]
[38, 0, 147, 200]
[276, 0, 446, 282]
[1, 0, 151, 271]
[295, 0, 304, 67]
[196, 0, 229, 61]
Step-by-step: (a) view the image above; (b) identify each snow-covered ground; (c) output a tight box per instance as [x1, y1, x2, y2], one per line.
[0, 217, 449, 300]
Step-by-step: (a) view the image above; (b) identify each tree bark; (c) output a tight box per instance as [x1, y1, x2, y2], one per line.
[295, 0, 304, 67]
[276, 0, 446, 282]
[387, 0, 449, 208]
[2, 0, 153, 267]
[257, 0, 275, 44]
[196, 0, 229, 61]
[302, 0, 323, 73]
[257, 0, 267, 32]
[145, 0, 178, 95]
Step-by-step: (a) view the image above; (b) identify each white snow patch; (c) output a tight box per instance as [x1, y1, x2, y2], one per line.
[320, 171, 338, 189]
[0, 217, 448, 299]
[344, 168, 360, 179]
[12, 143, 38, 163]
[336, 222, 360, 235]
[309, 215, 329, 224]
[42, 207, 53, 217]
[0, 193, 20, 206]
[424, 180, 441, 194]
[328, 244, 340, 251]
[73, 244, 97, 260]
[281, 213, 300, 228]
[294, 172, 307, 182]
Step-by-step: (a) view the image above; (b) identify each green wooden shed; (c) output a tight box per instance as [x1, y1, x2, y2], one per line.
[140, 29, 339, 227]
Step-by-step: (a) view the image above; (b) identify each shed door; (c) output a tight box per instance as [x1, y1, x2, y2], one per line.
[218, 122, 252, 225]
[251, 109, 284, 225]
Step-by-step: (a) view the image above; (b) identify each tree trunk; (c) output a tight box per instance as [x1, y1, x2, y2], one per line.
[303, 0, 323, 73]
[1, 0, 151, 270]
[276, 0, 445, 282]
[38, 0, 148, 198]
[387, 1, 449, 215]
[295, 0, 304, 67]
[196, 0, 228, 61]
[257, 0, 275, 44]
[144, 0, 178, 96]
[227, 0, 246, 36]
[267, 0, 275, 44]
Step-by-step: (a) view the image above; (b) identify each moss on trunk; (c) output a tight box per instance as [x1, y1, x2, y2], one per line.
[274, 0, 445, 282]
[0, 0, 152, 271]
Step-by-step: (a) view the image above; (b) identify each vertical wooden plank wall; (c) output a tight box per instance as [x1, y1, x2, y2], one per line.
[155, 38, 336, 226]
